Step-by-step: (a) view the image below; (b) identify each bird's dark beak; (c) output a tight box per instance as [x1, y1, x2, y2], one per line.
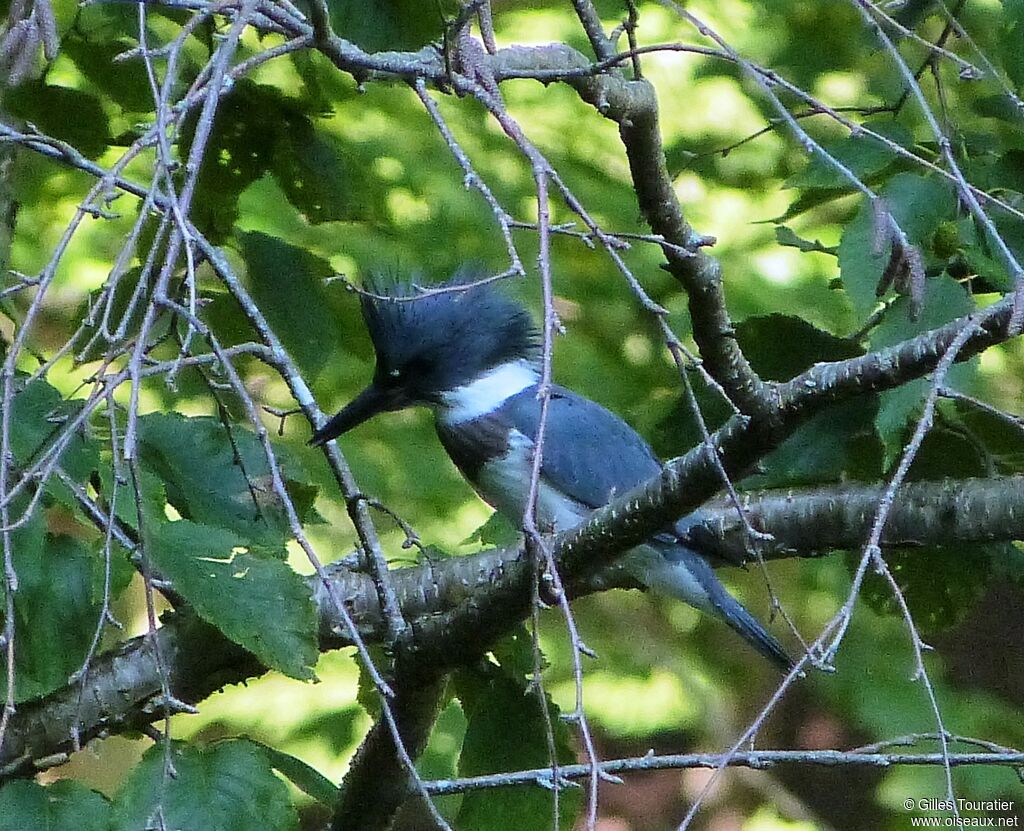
[309, 383, 408, 446]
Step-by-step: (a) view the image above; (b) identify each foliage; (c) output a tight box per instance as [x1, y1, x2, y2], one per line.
[1, 0, 1023, 829]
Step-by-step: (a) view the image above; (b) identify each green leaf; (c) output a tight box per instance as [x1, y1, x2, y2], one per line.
[785, 121, 915, 191]
[8, 376, 98, 508]
[237, 232, 343, 378]
[952, 396, 1024, 474]
[112, 740, 298, 831]
[454, 657, 579, 831]
[355, 645, 393, 720]
[146, 520, 318, 680]
[285, 704, 365, 756]
[62, 31, 155, 114]
[735, 315, 881, 486]
[94, 456, 167, 535]
[326, 0, 454, 51]
[906, 420, 990, 481]
[856, 542, 995, 635]
[137, 412, 316, 554]
[869, 276, 975, 464]
[743, 399, 883, 488]
[180, 81, 284, 241]
[774, 225, 836, 255]
[0, 780, 110, 831]
[272, 113, 374, 225]
[737, 313, 862, 381]
[1003, 0, 1024, 88]
[182, 81, 381, 240]
[1, 517, 108, 702]
[463, 511, 520, 549]
[246, 741, 339, 807]
[837, 174, 958, 320]
[3, 83, 111, 159]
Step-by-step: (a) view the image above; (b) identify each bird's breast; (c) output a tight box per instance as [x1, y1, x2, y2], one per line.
[435, 415, 510, 481]
[435, 418, 589, 533]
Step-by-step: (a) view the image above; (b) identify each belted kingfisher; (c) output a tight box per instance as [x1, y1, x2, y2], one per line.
[311, 275, 792, 671]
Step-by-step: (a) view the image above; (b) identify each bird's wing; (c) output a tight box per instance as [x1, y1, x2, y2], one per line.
[502, 385, 663, 509]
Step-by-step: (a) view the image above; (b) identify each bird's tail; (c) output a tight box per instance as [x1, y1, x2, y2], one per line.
[622, 543, 794, 673]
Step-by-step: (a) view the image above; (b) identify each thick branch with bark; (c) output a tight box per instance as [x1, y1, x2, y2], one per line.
[3, 476, 1022, 779]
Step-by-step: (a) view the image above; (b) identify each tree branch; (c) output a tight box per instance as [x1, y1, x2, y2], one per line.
[4, 475, 1024, 778]
[422, 747, 1024, 795]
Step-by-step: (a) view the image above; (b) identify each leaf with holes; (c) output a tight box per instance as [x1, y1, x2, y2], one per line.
[146, 521, 317, 680]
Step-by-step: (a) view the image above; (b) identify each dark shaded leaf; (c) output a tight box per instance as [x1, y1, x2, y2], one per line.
[4, 83, 111, 159]
[737, 313, 862, 381]
[856, 543, 995, 635]
[62, 31, 154, 113]
[237, 232, 343, 378]
[248, 741, 339, 807]
[112, 740, 298, 831]
[273, 113, 368, 225]
[743, 398, 883, 488]
[326, 0, 453, 52]
[1, 521, 106, 702]
[454, 653, 579, 831]
[0, 780, 110, 831]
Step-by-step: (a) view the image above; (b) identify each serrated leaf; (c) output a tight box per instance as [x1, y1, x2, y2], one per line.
[137, 412, 316, 554]
[838, 174, 957, 319]
[454, 660, 579, 831]
[8, 376, 98, 508]
[463, 511, 520, 548]
[112, 740, 298, 831]
[774, 225, 836, 255]
[1, 514, 108, 702]
[237, 232, 343, 378]
[0, 780, 110, 831]
[146, 521, 317, 680]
